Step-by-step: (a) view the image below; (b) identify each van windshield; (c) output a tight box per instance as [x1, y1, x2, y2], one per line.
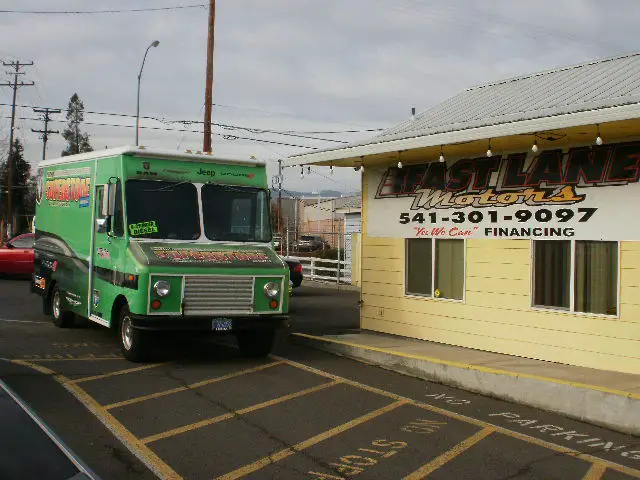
[201, 184, 271, 242]
[125, 180, 201, 240]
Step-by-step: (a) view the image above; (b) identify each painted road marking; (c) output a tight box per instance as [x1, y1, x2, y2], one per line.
[0, 318, 48, 324]
[274, 356, 640, 478]
[582, 463, 608, 480]
[12, 360, 183, 480]
[69, 362, 172, 384]
[21, 355, 122, 361]
[104, 361, 284, 410]
[307, 417, 452, 479]
[402, 427, 495, 479]
[310, 439, 410, 478]
[487, 412, 640, 463]
[9, 354, 639, 480]
[141, 380, 341, 444]
[216, 400, 408, 480]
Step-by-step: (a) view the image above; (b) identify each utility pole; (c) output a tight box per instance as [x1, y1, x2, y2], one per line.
[0, 60, 33, 240]
[31, 108, 61, 160]
[203, 0, 215, 153]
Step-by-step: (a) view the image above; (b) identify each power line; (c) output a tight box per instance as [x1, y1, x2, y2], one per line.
[4, 115, 318, 150]
[0, 103, 369, 141]
[0, 4, 207, 15]
[309, 168, 359, 193]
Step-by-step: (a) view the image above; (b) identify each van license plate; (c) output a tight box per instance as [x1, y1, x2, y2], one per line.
[212, 318, 233, 331]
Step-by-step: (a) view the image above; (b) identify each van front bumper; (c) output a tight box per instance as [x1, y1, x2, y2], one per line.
[128, 313, 289, 332]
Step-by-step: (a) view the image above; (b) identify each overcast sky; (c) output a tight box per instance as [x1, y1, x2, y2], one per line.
[1, 0, 638, 195]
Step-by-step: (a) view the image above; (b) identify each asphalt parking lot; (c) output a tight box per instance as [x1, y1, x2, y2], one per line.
[1, 278, 639, 480]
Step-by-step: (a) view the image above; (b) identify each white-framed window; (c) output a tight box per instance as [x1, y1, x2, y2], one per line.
[532, 240, 619, 316]
[405, 238, 465, 300]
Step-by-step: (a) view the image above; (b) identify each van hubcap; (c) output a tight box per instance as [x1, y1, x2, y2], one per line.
[52, 291, 60, 319]
[121, 317, 133, 350]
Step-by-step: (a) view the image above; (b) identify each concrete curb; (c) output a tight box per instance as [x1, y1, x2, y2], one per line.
[291, 333, 640, 436]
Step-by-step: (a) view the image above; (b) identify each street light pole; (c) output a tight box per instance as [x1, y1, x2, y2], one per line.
[136, 40, 159, 146]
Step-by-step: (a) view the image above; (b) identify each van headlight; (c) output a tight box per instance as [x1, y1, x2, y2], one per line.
[153, 280, 171, 297]
[263, 282, 280, 299]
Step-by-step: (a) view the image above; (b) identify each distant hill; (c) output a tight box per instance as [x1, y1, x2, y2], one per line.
[270, 188, 357, 199]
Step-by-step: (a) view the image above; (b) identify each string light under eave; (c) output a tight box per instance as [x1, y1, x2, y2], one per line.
[329, 163, 334, 174]
[532, 138, 539, 153]
[439, 145, 445, 163]
[300, 166, 304, 179]
[397, 150, 403, 169]
[596, 124, 603, 145]
[486, 140, 493, 158]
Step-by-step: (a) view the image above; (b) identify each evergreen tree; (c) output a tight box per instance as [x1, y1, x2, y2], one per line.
[0, 139, 33, 234]
[61, 93, 93, 156]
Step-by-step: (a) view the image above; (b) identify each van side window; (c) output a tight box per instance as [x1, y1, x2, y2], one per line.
[113, 181, 124, 237]
[96, 186, 106, 220]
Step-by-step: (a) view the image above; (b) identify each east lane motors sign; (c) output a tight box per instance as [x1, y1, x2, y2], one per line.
[367, 141, 640, 240]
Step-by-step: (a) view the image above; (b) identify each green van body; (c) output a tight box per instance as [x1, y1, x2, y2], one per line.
[31, 146, 288, 358]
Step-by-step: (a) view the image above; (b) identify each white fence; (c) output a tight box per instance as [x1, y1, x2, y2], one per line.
[285, 255, 352, 284]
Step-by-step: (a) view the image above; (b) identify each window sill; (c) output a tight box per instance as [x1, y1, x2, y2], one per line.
[530, 306, 619, 319]
[404, 293, 464, 304]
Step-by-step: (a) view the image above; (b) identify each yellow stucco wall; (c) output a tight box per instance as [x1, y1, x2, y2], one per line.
[360, 170, 640, 375]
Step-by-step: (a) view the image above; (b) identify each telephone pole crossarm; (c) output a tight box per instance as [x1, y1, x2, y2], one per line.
[32, 107, 61, 160]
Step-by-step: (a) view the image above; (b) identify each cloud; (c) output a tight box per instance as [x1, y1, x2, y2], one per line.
[0, 0, 638, 194]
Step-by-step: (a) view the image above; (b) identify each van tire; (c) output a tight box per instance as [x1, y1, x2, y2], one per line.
[118, 305, 149, 362]
[236, 329, 275, 358]
[51, 285, 74, 328]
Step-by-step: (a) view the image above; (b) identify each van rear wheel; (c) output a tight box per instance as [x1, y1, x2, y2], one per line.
[236, 329, 275, 358]
[51, 285, 74, 328]
[119, 306, 150, 362]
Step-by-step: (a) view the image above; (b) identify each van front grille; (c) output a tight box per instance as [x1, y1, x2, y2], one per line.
[183, 275, 254, 315]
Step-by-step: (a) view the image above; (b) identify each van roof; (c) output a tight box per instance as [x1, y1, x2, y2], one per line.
[38, 145, 266, 168]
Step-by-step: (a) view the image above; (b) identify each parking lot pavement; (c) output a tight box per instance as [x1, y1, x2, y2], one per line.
[1, 278, 639, 480]
[288, 285, 360, 335]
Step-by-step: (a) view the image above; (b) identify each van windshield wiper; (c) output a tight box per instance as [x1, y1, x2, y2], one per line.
[143, 181, 191, 192]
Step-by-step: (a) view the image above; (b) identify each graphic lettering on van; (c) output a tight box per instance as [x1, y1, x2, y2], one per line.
[129, 221, 159, 236]
[151, 247, 271, 264]
[45, 177, 91, 208]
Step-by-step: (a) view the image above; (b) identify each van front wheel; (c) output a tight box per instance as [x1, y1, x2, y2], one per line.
[236, 329, 275, 358]
[119, 306, 149, 362]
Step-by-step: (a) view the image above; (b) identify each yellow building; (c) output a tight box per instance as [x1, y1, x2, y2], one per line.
[286, 53, 640, 375]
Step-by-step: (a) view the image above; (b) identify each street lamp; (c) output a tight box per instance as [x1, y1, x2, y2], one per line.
[136, 40, 160, 146]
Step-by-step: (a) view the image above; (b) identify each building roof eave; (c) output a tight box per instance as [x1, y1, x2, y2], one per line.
[284, 103, 640, 167]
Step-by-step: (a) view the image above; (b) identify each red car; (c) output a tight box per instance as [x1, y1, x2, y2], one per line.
[0, 233, 35, 276]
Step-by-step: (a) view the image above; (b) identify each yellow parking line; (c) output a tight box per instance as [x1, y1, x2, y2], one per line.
[275, 357, 640, 479]
[216, 400, 407, 480]
[105, 361, 284, 410]
[402, 427, 495, 479]
[69, 362, 172, 384]
[22, 356, 123, 362]
[12, 360, 183, 480]
[142, 379, 341, 445]
[582, 463, 608, 480]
